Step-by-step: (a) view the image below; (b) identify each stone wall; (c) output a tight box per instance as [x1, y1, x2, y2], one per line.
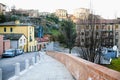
[47, 51, 120, 80]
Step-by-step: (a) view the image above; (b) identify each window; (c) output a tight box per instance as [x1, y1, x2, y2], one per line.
[115, 25, 118, 29]
[4, 28, 6, 32]
[24, 39, 26, 43]
[29, 36, 32, 42]
[81, 39, 84, 42]
[81, 32, 84, 35]
[10, 28, 13, 32]
[20, 39, 22, 43]
[96, 26, 99, 29]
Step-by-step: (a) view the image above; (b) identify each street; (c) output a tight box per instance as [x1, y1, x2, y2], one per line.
[0, 52, 38, 80]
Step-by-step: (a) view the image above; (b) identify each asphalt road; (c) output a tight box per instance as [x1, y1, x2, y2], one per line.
[0, 52, 38, 80]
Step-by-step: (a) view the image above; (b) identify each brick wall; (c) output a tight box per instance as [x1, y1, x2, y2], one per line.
[47, 51, 120, 80]
[3, 40, 10, 52]
[0, 35, 3, 57]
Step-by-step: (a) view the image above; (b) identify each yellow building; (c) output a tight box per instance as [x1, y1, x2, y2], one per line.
[0, 21, 37, 52]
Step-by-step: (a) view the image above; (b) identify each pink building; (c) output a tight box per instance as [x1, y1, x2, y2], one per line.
[0, 35, 3, 57]
[0, 35, 10, 58]
[3, 40, 10, 52]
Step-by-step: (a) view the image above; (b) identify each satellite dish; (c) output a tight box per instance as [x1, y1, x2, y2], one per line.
[113, 45, 117, 51]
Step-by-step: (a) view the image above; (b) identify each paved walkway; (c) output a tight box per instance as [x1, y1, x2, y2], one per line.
[18, 52, 74, 80]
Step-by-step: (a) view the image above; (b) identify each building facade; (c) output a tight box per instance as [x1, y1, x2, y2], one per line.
[76, 18, 120, 50]
[0, 3, 6, 14]
[55, 9, 68, 20]
[73, 8, 90, 20]
[11, 9, 39, 17]
[39, 12, 51, 16]
[0, 35, 3, 57]
[0, 21, 37, 52]
[2, 34, 27, 51]
[3, 40, 10, 52]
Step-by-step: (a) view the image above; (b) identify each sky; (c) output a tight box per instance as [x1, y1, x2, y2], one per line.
[1, 0, 120, 19]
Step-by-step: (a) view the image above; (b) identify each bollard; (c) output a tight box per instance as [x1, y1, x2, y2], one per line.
[15, 63, 20, 76]
[36, 56, 39, 63]
[25, 59, 29, 69]
[0, 68, 2, 80]
[32, 57, 35, 65]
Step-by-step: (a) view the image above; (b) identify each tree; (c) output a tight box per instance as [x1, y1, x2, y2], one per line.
[59, 20, 76, 53]
[75, 13, 102, 62]
[0, 13, 6, 23]
[76, 13, 114, 63]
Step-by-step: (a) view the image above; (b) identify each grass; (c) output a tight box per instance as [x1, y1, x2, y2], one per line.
[104, 57, 120, 72]
[51, 29, 60, 36]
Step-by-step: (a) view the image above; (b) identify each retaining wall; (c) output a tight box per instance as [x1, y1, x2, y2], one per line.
[47, 51, 120, 80]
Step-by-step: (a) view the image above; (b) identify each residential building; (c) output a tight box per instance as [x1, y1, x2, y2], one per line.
[0, 21, 37, 52]
[68, 14, 77, 23]
[39, 12, 51, 16]
[0, 35, 3, 57]
[11, 9, 39, 17]
[2, 34, 27, 51]
[0, 35, 10, 57]
[55, 9, 68, 20]
[3, 40, 10, 52]
[75, 17, 120, 50]
[73, 8, 90, 20]
[0, 3, 6, 14]
[28, 9, 39, 17]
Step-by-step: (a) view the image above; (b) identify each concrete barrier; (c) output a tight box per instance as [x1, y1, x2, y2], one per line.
[0, 68, 2, 80]
[32, 57, 35, 65]
[36, 56, 40, 63]
[25, 59, 29, 69]
[8, 57, 40, 80]
[15, 63, 20, 76]
[47, 51, 120, 80]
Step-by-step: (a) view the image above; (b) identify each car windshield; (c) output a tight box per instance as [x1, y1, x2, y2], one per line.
[5, 50, 14, 52]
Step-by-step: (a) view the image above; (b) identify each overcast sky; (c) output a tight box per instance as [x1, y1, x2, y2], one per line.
[1, 0, 120, 19]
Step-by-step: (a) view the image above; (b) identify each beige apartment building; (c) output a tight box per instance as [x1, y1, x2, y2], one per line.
[73, 8, 90, 20]
[55, 9, 68, 20]
[0, 3, 6, 14]
[76, 18, 120, 50]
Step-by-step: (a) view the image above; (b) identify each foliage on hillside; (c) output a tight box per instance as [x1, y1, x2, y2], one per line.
[104, 57, 120, 72]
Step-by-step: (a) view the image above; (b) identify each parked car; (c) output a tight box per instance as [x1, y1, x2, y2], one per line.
[2, 49, 16, 57]
[16, 49, 24, 55]
[2, 49, 24, 57]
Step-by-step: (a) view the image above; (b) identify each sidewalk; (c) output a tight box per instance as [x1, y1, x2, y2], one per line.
[17, 52, 74, 80]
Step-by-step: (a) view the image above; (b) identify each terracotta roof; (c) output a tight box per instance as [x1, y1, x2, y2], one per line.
[36, 37, 49, 42]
